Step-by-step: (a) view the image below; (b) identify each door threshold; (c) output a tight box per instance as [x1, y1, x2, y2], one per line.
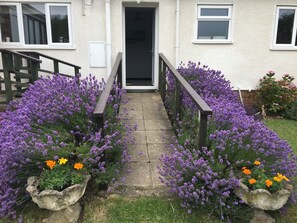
[126, 89, 158, 93]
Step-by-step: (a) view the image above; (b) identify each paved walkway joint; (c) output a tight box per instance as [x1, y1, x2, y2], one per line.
[117, 92, 176, 196]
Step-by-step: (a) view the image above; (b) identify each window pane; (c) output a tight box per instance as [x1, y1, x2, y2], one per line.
[276, 9, 295, 44]
[201, 8, 229, 16]
[198, 21, 229, 39]
[0, 6, 19, 42]
[50, 6, 69, 43]
[22, 3, 47, 44]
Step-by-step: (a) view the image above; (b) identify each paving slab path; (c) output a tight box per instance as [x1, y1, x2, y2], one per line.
[117, 92, 176, 196]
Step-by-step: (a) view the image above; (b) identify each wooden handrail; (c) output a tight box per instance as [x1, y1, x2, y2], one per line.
[0, 49, 42, 63]
[1, 49, 41, 103]
[93, 52, 122, 131]
[0, 49, 80, 104]
[19, 51, 81, 70]
[19, 51, 80, 76]
[159, 53, 212, 115]
[159, 53, 212, 148]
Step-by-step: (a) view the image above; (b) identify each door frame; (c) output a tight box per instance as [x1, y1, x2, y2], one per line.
[122, 3, 159, 90]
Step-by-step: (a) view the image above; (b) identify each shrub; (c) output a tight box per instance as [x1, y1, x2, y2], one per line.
[0, 75, 129, 218]
[285, 100, 297, 121]
[160, 62, 297, 222]
[257, 71, 297, 116]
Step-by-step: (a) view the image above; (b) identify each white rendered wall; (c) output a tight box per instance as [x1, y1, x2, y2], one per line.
[179, 0, 297, 90]
[2, 0, 296, 89]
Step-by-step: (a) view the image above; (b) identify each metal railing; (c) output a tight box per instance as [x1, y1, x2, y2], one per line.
[93, 52, 122, 133]
[159, 53, 212, 148]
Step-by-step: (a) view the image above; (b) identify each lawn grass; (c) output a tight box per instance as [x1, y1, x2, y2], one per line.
[263, 118, 297, 154]
[83, 196, 222, 223]
[263, 118, 297, 223]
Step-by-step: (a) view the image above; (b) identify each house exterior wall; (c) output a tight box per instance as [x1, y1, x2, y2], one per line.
[1, 0, 296, 89]
[179, 0, 297, 89]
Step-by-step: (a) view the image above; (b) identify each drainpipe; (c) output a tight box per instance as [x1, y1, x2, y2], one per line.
[105, 0, 112, 75]
[175, 0, 180, 68]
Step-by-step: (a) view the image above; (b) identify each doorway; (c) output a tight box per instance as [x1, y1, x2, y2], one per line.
[124, 7, 157, 89]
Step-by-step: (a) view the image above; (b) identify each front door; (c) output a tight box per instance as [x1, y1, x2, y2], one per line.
[124, 7, 157, 89]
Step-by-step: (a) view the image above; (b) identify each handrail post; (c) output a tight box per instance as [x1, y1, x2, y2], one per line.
[27, 53, 40, 83]
[159, 58, 166, 102]
[14, 55, 22, 93]
[54, 60, 59, 74]
[93, 114, 105, 135]
[2, 52, 13, 102]
[117, 61, 122, 86]
[74, 67, 80, 76]
[198, 113, 208, 148]
[31, 61, 39, 82]
[174, 79, 181, 121]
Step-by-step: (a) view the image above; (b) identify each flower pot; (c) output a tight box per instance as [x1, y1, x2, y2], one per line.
[235, 181, 293, 210]
[26, 174, 90, 211]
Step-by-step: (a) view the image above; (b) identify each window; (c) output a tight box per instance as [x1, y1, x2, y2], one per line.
[196, 5, 233, 42]
[273, 7, 297, 48]
[0, 5, 20, 42]
[0, 3, 72, 47]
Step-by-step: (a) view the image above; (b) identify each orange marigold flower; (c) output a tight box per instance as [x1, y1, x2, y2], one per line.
[265, 179, 273, 187]
[273, 176, 282, 182]
[46, 160, 56, 170]
[243, 168, 251, 175]
[249, 178, 257, 185]
[254, 160, 261, 165]
[74, 162, 83, 170]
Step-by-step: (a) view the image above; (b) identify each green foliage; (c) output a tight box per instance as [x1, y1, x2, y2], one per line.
[39, 158, 85, 191]
[257, 71, 297, 116]
[285, 100, 297, 120]
[241, 161, 290, 193]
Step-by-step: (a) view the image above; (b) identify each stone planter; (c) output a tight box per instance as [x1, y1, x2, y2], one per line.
[26, 175, 90, 211]
[235, 181, 293, 210]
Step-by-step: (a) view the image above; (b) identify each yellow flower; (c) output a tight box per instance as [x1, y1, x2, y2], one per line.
[277, 173, 283, 178]
[243, 168, 251, 175]
[273, 176, 282, 182]
[265, 179, 273, 187]
[46, 160, 56, 170]
[249, 178, 257, 185]
[282, 175, 289, 182]
[74, 162, 83, 170]
[59, 157, 68, 165]
[254, 160, 261, 165]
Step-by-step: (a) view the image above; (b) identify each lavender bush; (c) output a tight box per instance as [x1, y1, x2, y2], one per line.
[0, 75, 129, 218]
[160, 62, 297, 222]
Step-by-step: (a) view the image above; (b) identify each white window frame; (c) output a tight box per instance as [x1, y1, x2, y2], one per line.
[272, 6, 297, 50]
[0, 3, 24, 45]
[194, 5, 233, 44]
[0, 2, 73, 49]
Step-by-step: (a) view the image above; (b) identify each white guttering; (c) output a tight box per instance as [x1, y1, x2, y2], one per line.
[175, 0, 180, 68]
[105, 0, 112, 75]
